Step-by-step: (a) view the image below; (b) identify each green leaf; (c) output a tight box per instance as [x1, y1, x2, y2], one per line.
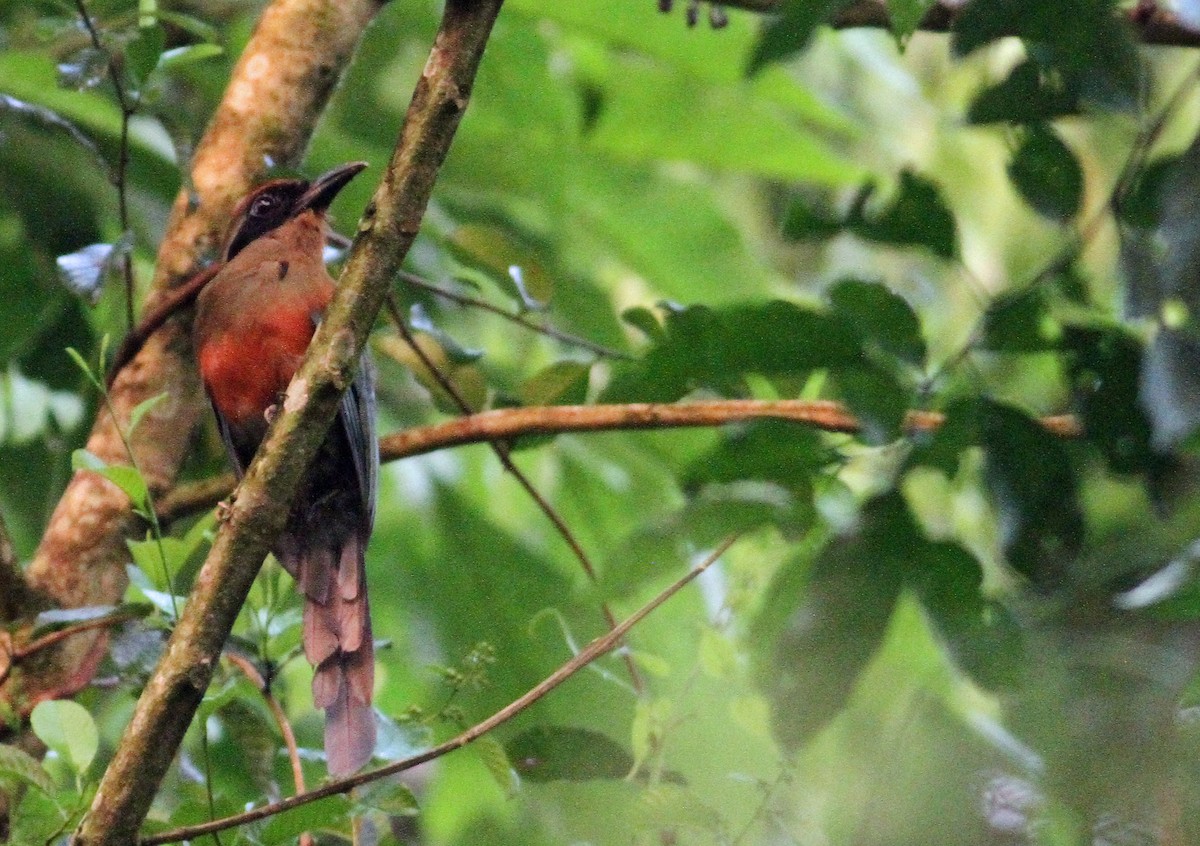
[1062, 326, 1156, 473]
[621, 306, 665, 343]
[1007, 125, 1083, 222]
[755, 493, 909, 750]
[0, 744, 56, 795]
[835, 364, 911, 445]
[474, 734, 516, 794]
[30, 700, 99, 774]
[259, 795, 351, 844]
[747, 0, 855, 76]
[154, 43, 223, 74]
[780, 196, 846, 241]
[519, 361, 590, 406]
[356, 779, 419, 815]
[980, 289, 1061, 352]
[683, 420, 831, 494]
[887, 0, 936, 44]
[908, 542, 1024, 689]
[128, 391, 167, 436]
[952, 0, 1139, 108]
[603, 301, 861, 403]
[852, 171, 958, 259]
[980, 401, 1083, 589]
[72, 449, 149, 512]
[123, 25, 165, 88]
[508, 726, 634, 782]
[828, 278, 926, 366]
[967, 59, 1079, 124]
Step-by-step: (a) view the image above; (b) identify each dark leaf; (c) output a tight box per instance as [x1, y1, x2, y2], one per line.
[953, 0, 1140, 108]
[967, 59, 1079, 124]
[603, 301, 861, 403]
[909, 542, 1024, 689]
[980, 401, 1083, 590]
[980, 289, 1060, 352]
[828, 278, 926, 366]
[508, 726, 634, 782]
[851, 171, 957, 259]
[1114, 156, 1178, 230]
[0, 95, 108, 177]
[835, 364, 910, 445]
[755, 493, 910, 750]
[1007, 124, 1083, 222]
[909, 398, 984, 475]
[781, 197, 846, 241]
[747, 0, 856, 76]
[1062, 326, 1156, 473]
[682, 419, 831, 494]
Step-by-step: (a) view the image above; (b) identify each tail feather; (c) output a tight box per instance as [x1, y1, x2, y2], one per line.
[322, 667, 376, 777]
[286, 531, 375, 776]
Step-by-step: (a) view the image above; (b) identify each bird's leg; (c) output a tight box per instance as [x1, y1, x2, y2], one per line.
[264, 392, 287, 425]
[216, 493, 237, 523]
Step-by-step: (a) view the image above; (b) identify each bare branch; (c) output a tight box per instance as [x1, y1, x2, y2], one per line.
[154, 401, 1083, 522]
[140, 535, 739, 845]
[716, 0, 1200, 49]
[75, 2, 505, 842]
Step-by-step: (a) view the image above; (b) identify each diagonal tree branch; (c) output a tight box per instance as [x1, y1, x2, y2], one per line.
[7, 0, 386, 725]
[74, 1, 506, 843]
[139, 535, 739, 845]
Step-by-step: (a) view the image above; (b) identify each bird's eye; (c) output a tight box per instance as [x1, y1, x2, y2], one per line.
[250, 195, 277, 217]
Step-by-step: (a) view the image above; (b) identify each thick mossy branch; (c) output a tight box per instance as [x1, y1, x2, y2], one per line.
[74, 1, 506, 844]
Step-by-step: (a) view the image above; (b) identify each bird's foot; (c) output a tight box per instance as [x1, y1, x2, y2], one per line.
[264, 403, 280, 425]
[216, 495, 236, 523]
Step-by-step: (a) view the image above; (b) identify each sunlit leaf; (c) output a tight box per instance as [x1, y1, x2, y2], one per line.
[72, 449, 149, 512]
[30, 700, 99, 774]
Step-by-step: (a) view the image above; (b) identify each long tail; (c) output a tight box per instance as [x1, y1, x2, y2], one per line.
[283, 532, 376, 776]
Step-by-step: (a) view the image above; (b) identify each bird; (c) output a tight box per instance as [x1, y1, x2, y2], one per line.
[192, 161, 378, 776]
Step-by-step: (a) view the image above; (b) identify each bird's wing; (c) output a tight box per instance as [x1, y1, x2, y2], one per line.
[338, 352, 378, 533]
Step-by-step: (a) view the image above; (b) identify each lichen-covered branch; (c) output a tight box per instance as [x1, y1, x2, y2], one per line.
[74, 1, 506, 843]
[5, 0, 384, 731]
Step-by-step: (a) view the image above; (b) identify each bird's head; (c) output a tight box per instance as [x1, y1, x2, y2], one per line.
[222, 161, 367, 261]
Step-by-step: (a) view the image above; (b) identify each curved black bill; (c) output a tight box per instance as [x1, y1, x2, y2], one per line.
[297, 161, 368, 213]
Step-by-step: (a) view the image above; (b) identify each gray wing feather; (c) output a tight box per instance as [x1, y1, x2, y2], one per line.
[337, 352, 378, 532]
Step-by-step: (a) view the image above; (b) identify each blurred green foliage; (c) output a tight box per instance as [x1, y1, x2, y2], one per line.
[6, 0, 1200, 843]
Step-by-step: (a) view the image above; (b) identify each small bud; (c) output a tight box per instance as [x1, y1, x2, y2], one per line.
[709, 4, 728, 28]
[658, 0, 673, 11]
[686, 0, 699, 27]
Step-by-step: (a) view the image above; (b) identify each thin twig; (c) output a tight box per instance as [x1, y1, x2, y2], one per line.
[73, 0, 138, 330]
[384, 296, 644, 693]
[13, 612, 142, 662]
[397, 270, 631, 360]
[224, 653, 308, 798]
[140, 535, 739, 846]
